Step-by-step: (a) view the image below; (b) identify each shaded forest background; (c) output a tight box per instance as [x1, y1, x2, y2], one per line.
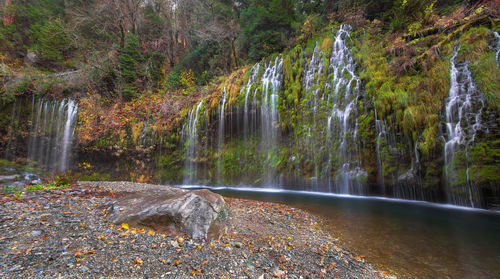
[0, 0, 492, 102]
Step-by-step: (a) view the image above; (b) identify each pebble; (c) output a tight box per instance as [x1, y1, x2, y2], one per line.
[0, 182, 394, 279]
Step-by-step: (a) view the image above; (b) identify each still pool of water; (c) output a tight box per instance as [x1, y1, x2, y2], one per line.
[179, 186, 500, 278]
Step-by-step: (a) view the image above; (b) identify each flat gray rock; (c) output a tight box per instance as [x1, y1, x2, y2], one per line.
[104, 188, 227, 239]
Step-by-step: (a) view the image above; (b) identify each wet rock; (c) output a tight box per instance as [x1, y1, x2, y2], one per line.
[397, 167, 418, 185]
[105, 188, 228, 239]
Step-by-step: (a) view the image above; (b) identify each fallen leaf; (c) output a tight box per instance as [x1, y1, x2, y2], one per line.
[121, 223, 129, 230]
[133, 257, 143, 264]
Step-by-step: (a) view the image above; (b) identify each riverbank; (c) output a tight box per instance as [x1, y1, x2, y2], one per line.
[0, 181, 394, 278]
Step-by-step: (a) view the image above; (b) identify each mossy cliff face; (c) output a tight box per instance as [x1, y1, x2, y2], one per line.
[176, 22, 500, 209]
[1, 20, 498, 209]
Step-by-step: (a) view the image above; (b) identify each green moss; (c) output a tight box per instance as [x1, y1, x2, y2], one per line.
[470, 52, 500, 110]
[469, 140, 500, 186]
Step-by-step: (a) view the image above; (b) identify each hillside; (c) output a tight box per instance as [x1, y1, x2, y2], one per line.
[0, 0, 499, 209]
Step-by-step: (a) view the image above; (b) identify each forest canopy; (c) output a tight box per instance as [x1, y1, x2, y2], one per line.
[0, 0, 491, 100]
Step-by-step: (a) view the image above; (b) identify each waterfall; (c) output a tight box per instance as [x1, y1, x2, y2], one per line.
[375, 108, 387, 190]
[260, 56, 284, 185]
[303, 42, 325, 111]
[183, 100, 204, 184]
[443, 45, 484, 207]
[217, 87, 227, 184]
[325, 24, 365, 194]
[3, 101, 21, 161]
[243, 63, 260, 141]
[494, 31, 500, 67]
[27, 98, 79, 172]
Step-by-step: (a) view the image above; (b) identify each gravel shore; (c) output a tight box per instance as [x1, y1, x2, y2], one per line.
[0, 181, 394, 278]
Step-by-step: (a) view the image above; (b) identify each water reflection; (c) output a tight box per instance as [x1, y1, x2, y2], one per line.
[179, 186, 500, 278]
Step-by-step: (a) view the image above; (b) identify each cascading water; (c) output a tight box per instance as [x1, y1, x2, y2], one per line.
[300, 42, 326, 187]
[374, 108, 387, 189]
[260, 57, 283, 185]
[325, 25, 366, 194]
[243, 63, 260, 141]
[3, 101, 21, 161]
[494, 31, 500, 67]
[186, 25, 366, 192]
[443, 45, 484, 207]
[27, 98, 79, 172]
[217, 87, 227, 184]
[304, 42, 325, 110]
[183, 100, 204, 184]
[176, 26, 496, 209]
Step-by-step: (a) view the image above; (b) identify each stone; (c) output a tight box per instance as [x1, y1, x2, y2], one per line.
[272, 268, 286, 278]
[0, 175, 20, 183]
[105, 188, 227, 239]
[397, 167, 418, 185]
[25, 51, 38, 65]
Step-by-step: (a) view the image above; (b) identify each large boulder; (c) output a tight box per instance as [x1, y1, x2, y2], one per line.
[105, 188, 227, 239]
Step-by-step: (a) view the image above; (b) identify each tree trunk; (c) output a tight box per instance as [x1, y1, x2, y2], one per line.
[230, 37, 238, 69]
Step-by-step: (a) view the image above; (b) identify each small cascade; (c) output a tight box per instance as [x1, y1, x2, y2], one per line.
[27, 98, 79, 172]
[303, 42, 325, 110]
[260, 56, 284, 185]
[243, 63, 260, 140]
[138, 121, 156, 148]
[217, 87, 227, 184]
[443, 46, 484, 207]
[183, 100, 204, 184]
[325, 24, 365, 194]
[374, 108, 387, 189]
[3, 101, 22, 161]
[299, 42, 325, 187]
[494, 31, 500, 67]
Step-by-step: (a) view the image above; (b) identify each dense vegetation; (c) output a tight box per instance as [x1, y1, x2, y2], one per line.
[0, 0, 489, 99]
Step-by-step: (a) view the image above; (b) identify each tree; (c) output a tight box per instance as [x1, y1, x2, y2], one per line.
[30, 18, 73, 67]
[238, 0, 297, 62]
[119, 33, 144, 100]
